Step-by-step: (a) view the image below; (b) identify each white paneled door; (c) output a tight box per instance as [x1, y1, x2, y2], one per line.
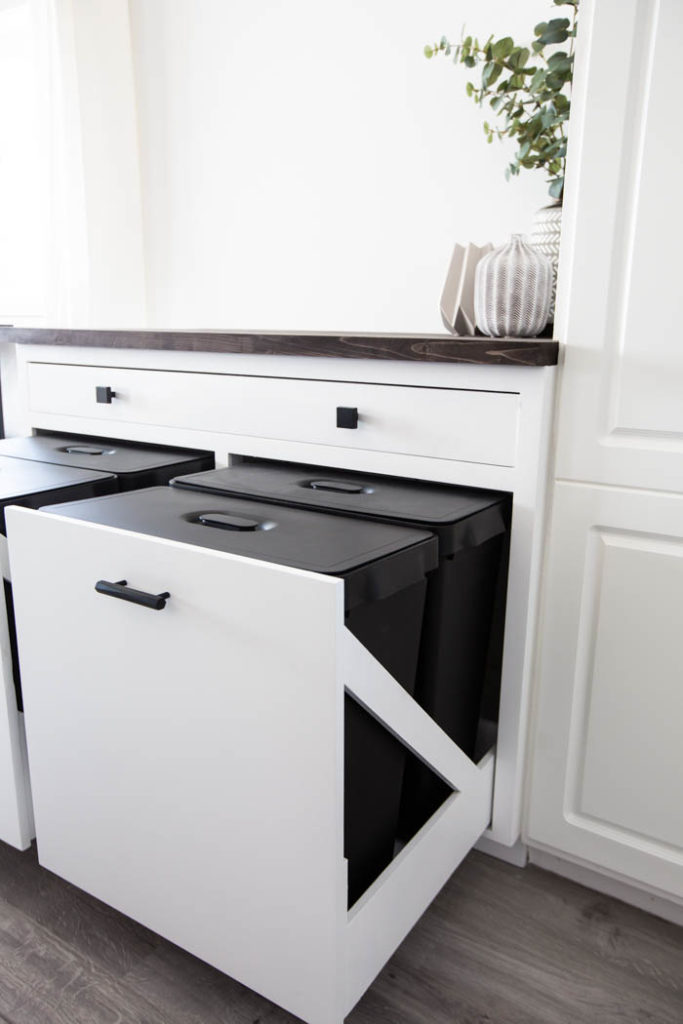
[527, 483, 683, 898]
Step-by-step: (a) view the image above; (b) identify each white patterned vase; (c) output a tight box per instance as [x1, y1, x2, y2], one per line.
[531, 201, 563, 319]
[474, 234, 553, 338]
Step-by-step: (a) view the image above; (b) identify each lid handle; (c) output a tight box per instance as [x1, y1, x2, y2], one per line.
[65, 445, 107, 456]
[308, 479, 365, 494]
[198, 512, 260, 531]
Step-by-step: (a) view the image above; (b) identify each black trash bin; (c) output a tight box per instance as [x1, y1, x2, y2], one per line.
[170, 461, 511, 837]
[0, 433, 214, 490]
[0, 456, 117, 711]
[41, 485, 438, 906]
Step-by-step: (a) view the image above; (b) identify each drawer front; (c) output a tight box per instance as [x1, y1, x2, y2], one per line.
[7, 506, 345, 1023]
[27, 362, 519, 467]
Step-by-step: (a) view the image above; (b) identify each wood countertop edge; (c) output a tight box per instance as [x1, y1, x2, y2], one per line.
[0, 328, 559, 367]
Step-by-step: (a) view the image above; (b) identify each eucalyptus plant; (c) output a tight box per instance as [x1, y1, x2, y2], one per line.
[424, 0, 578, 200]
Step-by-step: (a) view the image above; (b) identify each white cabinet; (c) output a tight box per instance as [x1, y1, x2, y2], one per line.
[0, 341, 556, 1021]
[7, 348, 556, 854]
[526, 0, 683, 906]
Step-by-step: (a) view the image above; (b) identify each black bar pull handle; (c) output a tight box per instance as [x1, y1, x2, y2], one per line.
[95, 579, 170, 611]
[336, 406, 358, 429]
[96, 386, 116, 404]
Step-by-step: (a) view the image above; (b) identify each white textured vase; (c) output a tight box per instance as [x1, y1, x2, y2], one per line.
[531, 201, 563, 319]
[474, 234, 553, 338]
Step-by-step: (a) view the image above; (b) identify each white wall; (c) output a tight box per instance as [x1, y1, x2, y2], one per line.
[67, 0, 146, 326]
[0, 0, 49, 325]
[128, 0, 550, 333]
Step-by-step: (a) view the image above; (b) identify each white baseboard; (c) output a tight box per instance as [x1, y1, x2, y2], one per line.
[475, 834, 528, 867]
[528, 847, 683, 928]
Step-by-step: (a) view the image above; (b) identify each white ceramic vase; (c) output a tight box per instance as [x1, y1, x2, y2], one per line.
[474, 234, 553, 338]
[531, 201, 563, 319]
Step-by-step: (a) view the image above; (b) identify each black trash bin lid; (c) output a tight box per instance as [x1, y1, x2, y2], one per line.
[0, 434, 208, 476]
[42, 487, 438, 611]
[171, 461, 509, 557]
[0, 456, 115, 533]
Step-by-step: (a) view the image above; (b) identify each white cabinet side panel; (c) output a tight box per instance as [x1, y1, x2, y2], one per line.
[0, 536, 33, 848]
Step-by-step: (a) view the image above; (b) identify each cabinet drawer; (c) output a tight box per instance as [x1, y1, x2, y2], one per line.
[7, 505, 346, 1019]
[27, 362, 519, 467]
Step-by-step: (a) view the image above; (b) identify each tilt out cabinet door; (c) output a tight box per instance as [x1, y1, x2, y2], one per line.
[7, 506, 347, 1024]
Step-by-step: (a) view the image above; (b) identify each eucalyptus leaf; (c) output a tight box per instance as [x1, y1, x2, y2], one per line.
[482, 62, 503, 87]
[538, 25, 569, 44]
[546, 17, 570, 30]
[492, 36, 514, 59]
[511, 47, 530, 68]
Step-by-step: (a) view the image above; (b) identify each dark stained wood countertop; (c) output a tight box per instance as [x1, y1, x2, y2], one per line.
[0, 328, 559, 366]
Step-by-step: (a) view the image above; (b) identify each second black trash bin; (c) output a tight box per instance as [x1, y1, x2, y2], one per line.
[40, 486, 438, 906]
[0, 433, 214, 489]
[171, 461, 511, 838]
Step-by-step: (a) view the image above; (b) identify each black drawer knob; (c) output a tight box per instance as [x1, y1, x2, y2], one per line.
[336, 406, 358, 429]
[96, 386, 116, 404]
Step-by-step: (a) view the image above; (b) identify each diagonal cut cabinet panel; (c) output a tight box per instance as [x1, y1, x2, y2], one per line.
[7, 507, 494, 1024]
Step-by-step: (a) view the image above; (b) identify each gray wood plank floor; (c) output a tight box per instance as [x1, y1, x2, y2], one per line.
[0, 842, 680, 1024]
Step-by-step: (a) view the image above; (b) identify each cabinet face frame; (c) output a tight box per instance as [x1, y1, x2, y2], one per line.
[7, 506, 495, 1024]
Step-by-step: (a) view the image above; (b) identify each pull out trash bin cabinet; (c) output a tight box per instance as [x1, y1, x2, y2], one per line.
[0, 434, 213, 850]
[0, 457, 116, 848]
[172, 462, 511, 838]
[6, 486, 498, 1024]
